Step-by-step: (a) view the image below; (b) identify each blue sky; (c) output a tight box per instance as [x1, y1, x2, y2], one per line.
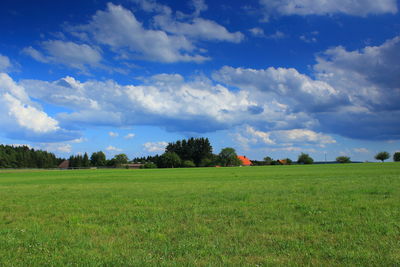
[0, 0, 399, 161]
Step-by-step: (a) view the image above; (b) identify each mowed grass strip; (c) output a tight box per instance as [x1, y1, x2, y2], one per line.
[0, 164, 399, 266]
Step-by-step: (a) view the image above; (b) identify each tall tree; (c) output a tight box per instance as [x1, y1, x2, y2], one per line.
[297, 153, 314, 164]
[90, 151, 106, 166]
[166, 137, 213, 166]
[394, 152, 400, 162]
[82, 153, 90, 167]
[375, 151, 390, 162]
[113, 153, 129, 166]
[218, 147, 241, 167]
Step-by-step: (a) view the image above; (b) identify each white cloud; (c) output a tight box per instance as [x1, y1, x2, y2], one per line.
[71, 137, 87, 143]
[124, 133, 135, 139]
[133, 0, 242, 44]
[108, 131, 119, 137]
[354, 148, 369, 153]
[191, 0, 208, 16]
[0, 54, 12, 72]
[23, 41, 102, 70]
[0, 73, 79, 142]
[249, 27, 265, 37]
[213, 65, 348, 112]
[72, 3, 208, 63]
[22, 47, 49, 63]
[259, 0, 398, 19]
[271, 129, 336, 144]
[42, 143, 72, 153]
[12, 36, 400, 141]
[269, 147, 316, 153]
[0, 73, 59, 133]
[106, 145, 123, 152]
[315, 36, 400, 110]
[143, 141, 168, 153]
[238, 126, 335, 148]
[245, 126, 275, 145]
[154, 16, 244, 43]
[313, 36, 400, 139]
[20, 73, 264, 132]
[3, 93, 60, 133]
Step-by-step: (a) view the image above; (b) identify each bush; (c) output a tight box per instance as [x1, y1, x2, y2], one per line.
[336, 156, 351, 163]
[375, 151, 390, 162]
[218, 148, 241, 167]
[393, 152, 400, 162]
[263, 156, 273, 165]
[182, 160, 196, 168]
[143, 162, 157, 169]
[159, 152, 181, 168]
[297, 153, 314, 164]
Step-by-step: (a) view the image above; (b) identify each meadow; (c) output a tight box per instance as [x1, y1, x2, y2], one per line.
[0, 163, 399, 266]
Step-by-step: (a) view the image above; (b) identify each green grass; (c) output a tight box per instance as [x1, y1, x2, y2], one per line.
[0, 163, 399, 266]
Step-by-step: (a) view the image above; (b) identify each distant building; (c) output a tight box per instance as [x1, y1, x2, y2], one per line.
[58, 160, 69, 169]
[122, 163, 144, 169]
[237, 155, 252, 166]
[277, 159, 288, 165]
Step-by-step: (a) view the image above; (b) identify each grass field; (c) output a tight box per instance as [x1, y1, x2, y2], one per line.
[0, 164, 399, 266]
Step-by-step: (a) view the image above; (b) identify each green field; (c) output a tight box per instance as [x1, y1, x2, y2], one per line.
[0, 164, 399, 266]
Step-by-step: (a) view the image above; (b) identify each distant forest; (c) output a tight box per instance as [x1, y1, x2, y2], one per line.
[0, 145, 63, 168]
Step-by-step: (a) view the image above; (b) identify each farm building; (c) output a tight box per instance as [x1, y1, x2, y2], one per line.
[278, 159, 288, 165]
[122, 163, 144, 169]
[58, 160, 69, 169]
[237, 155, 252, 166]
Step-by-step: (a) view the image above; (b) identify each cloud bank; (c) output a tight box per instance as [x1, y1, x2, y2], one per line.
[260, 0, 398, 19]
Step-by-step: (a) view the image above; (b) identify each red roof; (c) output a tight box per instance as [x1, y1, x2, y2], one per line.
[237, 155, 252, 166]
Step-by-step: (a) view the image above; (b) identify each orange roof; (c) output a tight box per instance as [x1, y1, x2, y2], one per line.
[237, 155, 252, 166]
[278, 159, 287, 165]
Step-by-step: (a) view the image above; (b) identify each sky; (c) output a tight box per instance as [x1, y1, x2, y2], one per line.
[0, 0, 399, 162]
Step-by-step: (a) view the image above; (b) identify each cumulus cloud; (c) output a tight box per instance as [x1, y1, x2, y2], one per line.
[259, 0, 398, 19]
[354, 148, 369, 153]
[71, 3, 208, 63]
[313, 36, 400, 139]
[191, 0, 208, 16]
[271, 129, 336, 145]
[143, 141, 168, 153]
[153, 16, 244, 43]
[10, 35, 400, 142]
[0, 54, 12, 72]
[213, 65, 349, 113]
[0, 73, 79, 142]
[23, 41, 102, 70]
[133, 0, 243, 44]
[213, 34, 400, 140]
[106, 145, 123, 152]
[315, 36, 400, 110]
[237, 126, 335, 149]
[42, 143, 72, 153]
[20, 73, 268, 133]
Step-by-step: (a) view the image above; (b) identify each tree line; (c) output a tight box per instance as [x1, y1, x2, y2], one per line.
[1, 142, 399, 169]
[132, 138, 239, 168]
[0, 145, 63, 168]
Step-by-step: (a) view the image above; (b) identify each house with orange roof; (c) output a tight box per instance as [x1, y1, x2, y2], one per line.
[237, 155, 252, 166]
[277, 159, 287, 165]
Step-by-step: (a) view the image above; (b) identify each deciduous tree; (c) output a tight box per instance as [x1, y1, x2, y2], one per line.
[375, 151, 390, 162]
